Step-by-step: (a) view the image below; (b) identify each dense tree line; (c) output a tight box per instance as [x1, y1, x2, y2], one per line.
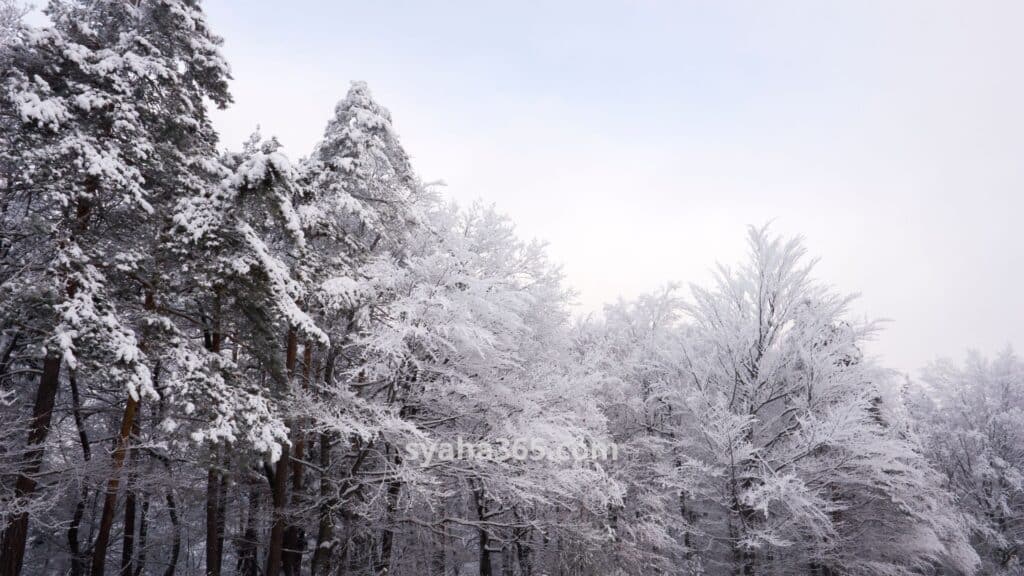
[0, 2, 1019, 575]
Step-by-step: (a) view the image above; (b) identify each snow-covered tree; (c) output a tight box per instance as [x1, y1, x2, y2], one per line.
[570, 289, 696, 574]
[911, 350, 1024, 574]
[303, 80, 420, 260]
[566, 227, 979, 576]
[365, 203, 616, 576]
[673, 226, 976, 575]
[0, 0, 25, 48]
[0, 6, 1002, 575]
[0, 0, 235, 574]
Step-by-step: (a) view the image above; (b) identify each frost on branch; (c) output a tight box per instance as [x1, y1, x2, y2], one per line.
[0, 6, 1004, 573]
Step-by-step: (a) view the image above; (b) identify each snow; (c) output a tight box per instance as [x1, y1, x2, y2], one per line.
[0, 8, 1007, 572]
[13, 88, 68, 130]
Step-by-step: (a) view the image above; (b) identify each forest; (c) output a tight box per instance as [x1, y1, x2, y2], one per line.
[1, 1, 1022, 575]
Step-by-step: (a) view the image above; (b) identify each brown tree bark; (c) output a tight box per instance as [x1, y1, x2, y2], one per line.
[311, 347, 338, 575]
[90, 394, 139, 576]
[91, 286, 155, 576]
[121, 417, 141, 576]
[216, 473, 227, 571]
[4, 189, 97, 576]
[204, 295, 227, 576]
[267, 443, 291, 576]
[282, 340, 314, 576]
[205, 464, 224, 576]
[266, 328, 298, 576]
[203, 457, 228, 576]
[310, 431, 334, 576]
[0, 354, 61, 576]
[67, 371, 92, 576]
[122, 483, 136, 576]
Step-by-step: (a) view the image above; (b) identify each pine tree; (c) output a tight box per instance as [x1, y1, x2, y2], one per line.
[0, 7, 1002, 576]
[172, 131, 328, 576]
[0, 0, 233, 573]
[297, 80, 423, 575]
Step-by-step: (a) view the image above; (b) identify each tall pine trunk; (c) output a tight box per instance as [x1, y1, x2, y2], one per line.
[282, 341, 314, 576]
[120, 416, 142, 576]
[133, 496, 149, 576]
[204, 293, 226, 576]
[0, 354, 61, 576]
[90, 394, 140, 576]
[121, 483, 136, 576]
[163, 490, 181, 576]
[205, 464, 224, 576]
[236, 488, 261, 576]
[91, 287, 155, 576]
[311, 346, 338, 575]
[267, 445, 291, 576]
[216, 474, 228, 571]
[310, 431, 334, 576]
[266, 328, 298, 575]
[67, 370, 92, 576]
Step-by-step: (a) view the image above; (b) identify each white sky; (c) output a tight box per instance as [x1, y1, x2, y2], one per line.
[205, 0, 1024, 374]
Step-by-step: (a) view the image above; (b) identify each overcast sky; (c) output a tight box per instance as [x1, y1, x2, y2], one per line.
[205, 0, 1024, 374]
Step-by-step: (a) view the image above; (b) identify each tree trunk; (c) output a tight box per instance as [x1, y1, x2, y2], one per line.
[0, 331, 20, 381]
[266, 328, 298, 576]
[133, 497, 149, 576]
[217, 474, 228, 572]
[311, 431, 334, 575]
[163, 490, 180, 576]
[729, 437, 757, 576]
[513, 509, 532, 576]
[236, 488, 261, 576]
[205, 465, 224, 576]
[282, 340, 314, 576]
[121, 479, 137, 576]
[375, 477, 402, 575]
[68, 371, 92, 576]
[502, 545, 515, 576]
[473, 482, 492, 576]
[680, 491, 697, 560]
[68, 494, 89, 576]
[121, 417, 141, 576]
[89, 394, 139, 576]
[0, 354, 62, 576]
[92, 286, 156, 576]
[516, 537, 532, 576]
[266, 445, 290, 576]
[430, 520, 447, 576]
[282, 526, 305, 576]
[311, 347, 337, 576]
[202, 293, 227, 576]
[478, 528, 492, 576]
